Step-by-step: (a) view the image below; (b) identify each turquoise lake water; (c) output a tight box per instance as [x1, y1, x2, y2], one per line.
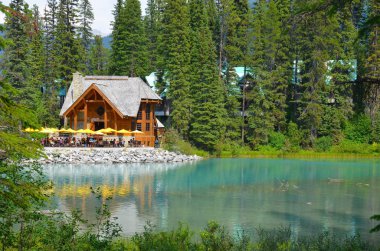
[43, 158, 380, 244]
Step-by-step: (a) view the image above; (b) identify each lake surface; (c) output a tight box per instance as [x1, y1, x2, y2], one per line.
[43, 158, 380, 244]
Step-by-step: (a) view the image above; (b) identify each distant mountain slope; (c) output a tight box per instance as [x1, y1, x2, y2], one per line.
[102, 35, 111, 49]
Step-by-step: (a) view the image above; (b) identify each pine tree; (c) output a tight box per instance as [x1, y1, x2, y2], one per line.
[319, 7, 356, 141]
[78, 0, 94, 50]
[160, 0, 192, 138]
[247, 0, 290, 147]
[109, 0, 124, 74]
[109, 0, 148, 77]
[43, 0, 59, 86]
[89, 35, 109, 75]
[188, 0, 226, 151]
[78, 0, 94, 72]
[122, 0, 148, 76]
[362, 0, 380, 122]
[28, 5, 49, 124]
[2, 0, 32, 104]
[294, 8, 345, 147]
[55, 0, 84, 87]
[144, 0, 164, 72]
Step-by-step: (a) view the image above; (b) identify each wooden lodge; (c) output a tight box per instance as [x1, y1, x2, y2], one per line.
[60, 73, 162, 147]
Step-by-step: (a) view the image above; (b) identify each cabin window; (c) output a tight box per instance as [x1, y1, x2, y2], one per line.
[137, 110, 142, 120]
[146, 104, 151, 120]
[146, 123, 150, 131]
[96, 106, 105, 116]
[137, 123, 142, 131]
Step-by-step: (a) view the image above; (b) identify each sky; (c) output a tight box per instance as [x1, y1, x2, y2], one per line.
[0, 0, 148, 36]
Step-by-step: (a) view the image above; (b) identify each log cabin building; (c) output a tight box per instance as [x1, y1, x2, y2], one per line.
[60, 73, 162, 147]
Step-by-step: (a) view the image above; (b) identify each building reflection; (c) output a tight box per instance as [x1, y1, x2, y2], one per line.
[43, 159, 380, 244]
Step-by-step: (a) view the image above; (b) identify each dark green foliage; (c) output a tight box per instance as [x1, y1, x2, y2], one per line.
[247, 0, 290, 147]
[268, 132, 286, 150]
[160, 0, 192, 138]
[109, 0, 148, 77]
[55, 0, 85, 86]
[131, 223, 194, 251]
[200, 221, 235, 250]
[89, 35, 109, 75]
[344, 114, 372, 143]
[188, 0, 226, 152]
[285, 122, 301, 152]
[315, 136, 333, 152]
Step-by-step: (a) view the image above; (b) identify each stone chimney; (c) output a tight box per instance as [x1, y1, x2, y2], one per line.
[72, 72, 83, 101]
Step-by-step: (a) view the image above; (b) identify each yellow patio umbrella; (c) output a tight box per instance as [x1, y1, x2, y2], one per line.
[39, 128, 55, 134]
[117, 129, 131, 134]
[131, 130, 144, 134]
[83, 128, 95, 134]
[99, 128, 116, 134]
[93, 130, 105, 135]
[76, 129, 86, 133]
[66, 128, 76, 133]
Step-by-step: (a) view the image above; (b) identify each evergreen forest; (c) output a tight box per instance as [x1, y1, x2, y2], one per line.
[0, 0, 380, 155]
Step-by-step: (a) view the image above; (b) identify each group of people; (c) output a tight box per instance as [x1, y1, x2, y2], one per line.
[41, 137, 128, 148]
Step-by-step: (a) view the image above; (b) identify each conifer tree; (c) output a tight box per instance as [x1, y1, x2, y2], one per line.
[295, 10, 343, 147]
[188, 0, 226, 151]
[2, 0, 31, 104]
[144, 0, 164, 72]
[319, 7, 356, 141]
[122, 0, 148, 77]
[78, 0, 94, 72]
[55, 0, 84, 87]
[110, 0, 148, 77]
[160, 0, 192, 138]
[89, 35, 109, 75]
[362, 0, 380, 122]
[247, 0, 290, 147]
[28, 5, 48, 123]
[109, 0, 124, 75]
[78, 0, 94, 50]
[43, 0, 59, 86]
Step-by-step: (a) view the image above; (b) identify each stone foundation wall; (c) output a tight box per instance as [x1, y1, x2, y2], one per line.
[30, 148, 202, 164]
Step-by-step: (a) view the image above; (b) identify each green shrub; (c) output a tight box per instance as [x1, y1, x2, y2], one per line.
[344, 114, 372, 144]
[161, 129, 208, 157]
[331, 139, 372, 154]
[315, 136, 333, 152]
[268, 132, 286, 150]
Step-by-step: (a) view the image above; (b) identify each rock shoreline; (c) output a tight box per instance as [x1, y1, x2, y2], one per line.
[29, 147, 202, 164]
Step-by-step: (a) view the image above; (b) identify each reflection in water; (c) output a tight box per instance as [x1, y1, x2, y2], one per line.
[43, 159, 380, 243]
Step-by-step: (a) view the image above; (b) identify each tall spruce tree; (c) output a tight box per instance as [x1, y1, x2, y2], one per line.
[188, 0, 227, 151]
[89, 35, 109, 75]
[2, 0, 32, 105]
[144, 0, 164, 72]
[110, 0, 148, 77]
[55, 0, 84, 87]
[28, 5, 49, 124]
[78, 0, 94, 72]
[319, 7, 356, 141]
[159, 0, 192, 138]
[43, 0, 59, 86]
[109, 0, 124, 74]
[247, 0, 290, 147]
[362, 0, 380, 122]
[294, 8, 344, 147]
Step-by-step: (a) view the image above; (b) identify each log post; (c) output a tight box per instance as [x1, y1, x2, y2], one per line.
[74, 109, 78, 130]
[84, 101, 88, 129]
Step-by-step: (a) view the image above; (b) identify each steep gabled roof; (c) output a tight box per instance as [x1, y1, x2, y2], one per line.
[60, 76, 161, 117]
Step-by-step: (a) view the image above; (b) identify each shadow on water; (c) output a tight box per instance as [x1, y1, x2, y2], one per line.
[43, 158, 380, 244]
